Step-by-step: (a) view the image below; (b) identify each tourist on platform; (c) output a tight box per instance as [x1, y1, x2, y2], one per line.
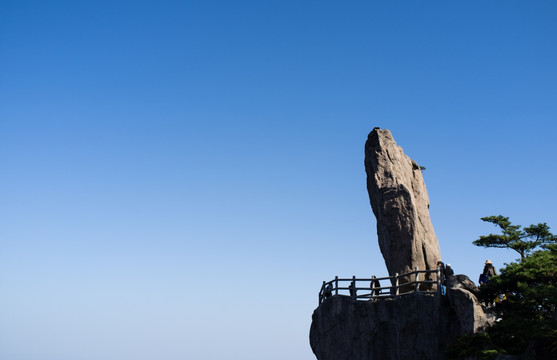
[445, 264, 454, 278]
[437, 261, 446, 284]
[324, 283, 333, 299]
[349, 281, 357, 299]
[370, 276, 381, 299]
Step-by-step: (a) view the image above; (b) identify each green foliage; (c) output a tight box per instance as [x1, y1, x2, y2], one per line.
[479, 245, 557, 321]
[479, 246, 557, 357]
[473, 215, 556, 260]
[445, 333, 499, 360]
[448, 218, 557, 359]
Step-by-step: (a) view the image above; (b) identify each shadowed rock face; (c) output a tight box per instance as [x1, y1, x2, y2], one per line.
[364, 129, 441, 283]
[309, 276, 492, 360]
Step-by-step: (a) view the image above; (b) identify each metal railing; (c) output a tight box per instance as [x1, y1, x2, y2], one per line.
[318, 267, 441, 305]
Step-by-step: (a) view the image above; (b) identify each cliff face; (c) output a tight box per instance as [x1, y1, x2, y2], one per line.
[309, 277, 490, 360]
[364, 129, 441, 282]
[309, 128, 491, 360]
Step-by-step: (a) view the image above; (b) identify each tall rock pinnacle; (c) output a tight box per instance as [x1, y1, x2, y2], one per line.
[364, 128, 441, 282]
[309, 130, 489, 360]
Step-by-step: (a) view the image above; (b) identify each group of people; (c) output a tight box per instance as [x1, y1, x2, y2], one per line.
[437, 261, 454, 285]
[322, 262, 458, 300]
[438, 259, 499, 287]
[322, 276, 382, 301]
[347, 277, 382, 299]
[439, 259, 497, 287]
[349, 276, 382, 299]
[321, 260, 502, 308]
[351, 276, 382, 299]
[436, 261, 454, 296]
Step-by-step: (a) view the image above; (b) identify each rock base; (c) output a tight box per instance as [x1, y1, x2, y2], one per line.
[310, 276, 490, 360]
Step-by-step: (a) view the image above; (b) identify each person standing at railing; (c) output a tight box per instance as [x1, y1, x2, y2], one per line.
[437, 261, 454, 285]
[437, 261, 448, 295]
[437, 261, 446, 284]
[370, 276, 381, 299]
[324, 283, 333, 299]
[349, 281, 357, 299]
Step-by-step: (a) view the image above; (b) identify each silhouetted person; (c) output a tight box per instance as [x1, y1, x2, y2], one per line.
[349, 281, 357, 299]
[370, 276, 381, 299]
[324, 283, 332, 299]
[437, 261, 446, 284]
[445, 264, 454, 278]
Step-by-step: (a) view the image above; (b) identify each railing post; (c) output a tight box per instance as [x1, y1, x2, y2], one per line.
[395, 273, 399, 298]
[316, 269, 444, 306]
[436, 267, 441, 296]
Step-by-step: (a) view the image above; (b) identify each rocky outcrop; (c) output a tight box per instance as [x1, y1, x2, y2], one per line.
[446, 274, 480, 298]
[364, 128, 441, 287]
[308, 128, 493, 360]
[310, 276, 492, 360]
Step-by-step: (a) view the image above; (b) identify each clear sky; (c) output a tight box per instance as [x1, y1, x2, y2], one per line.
[1, 1, 556, 359]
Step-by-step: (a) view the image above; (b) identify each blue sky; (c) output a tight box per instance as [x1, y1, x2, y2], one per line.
[1, 1, 556, 359]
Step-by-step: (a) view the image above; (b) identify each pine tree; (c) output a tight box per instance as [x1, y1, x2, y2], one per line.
[473, 215, 556, 260]
[447, 217, 557, 359]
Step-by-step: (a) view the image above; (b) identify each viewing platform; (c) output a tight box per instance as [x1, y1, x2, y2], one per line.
[318, 268, 441, 305]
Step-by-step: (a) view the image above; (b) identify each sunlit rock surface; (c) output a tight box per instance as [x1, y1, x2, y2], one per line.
[364, 128, 442, 286]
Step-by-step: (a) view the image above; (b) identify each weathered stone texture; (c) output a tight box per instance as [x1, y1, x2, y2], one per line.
[309, 276, 491, 360]
[364, 128, 442, 285]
